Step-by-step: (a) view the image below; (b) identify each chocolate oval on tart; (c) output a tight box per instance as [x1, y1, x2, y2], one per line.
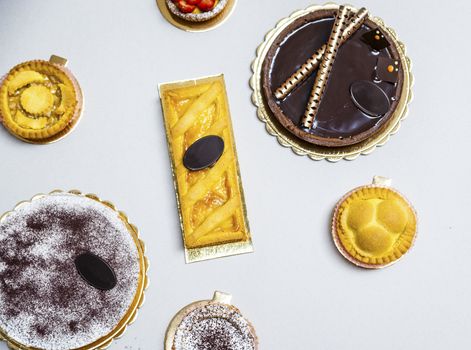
[261, 9, 404, 147]
[0, 193, 142, 350]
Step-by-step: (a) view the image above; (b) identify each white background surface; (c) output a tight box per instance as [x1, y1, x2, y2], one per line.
[0, 0, 470, 349]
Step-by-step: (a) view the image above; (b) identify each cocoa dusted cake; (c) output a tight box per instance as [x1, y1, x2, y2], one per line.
[261, 6, 405, 147]
[0, 192, 144, 349]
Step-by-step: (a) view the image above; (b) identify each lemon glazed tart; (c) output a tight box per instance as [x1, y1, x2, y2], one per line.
[0, 55, 83, 144]
[332, 176, 417, 268]
[165, 291, 258, 350]
[159, 75, 253, 263]
[0, 191, 148, 350]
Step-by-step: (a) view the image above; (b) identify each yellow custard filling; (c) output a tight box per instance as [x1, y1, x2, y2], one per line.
[336, 186, 417, 266]
[160, 76, 249, 249]
[0, 61, 79, 140]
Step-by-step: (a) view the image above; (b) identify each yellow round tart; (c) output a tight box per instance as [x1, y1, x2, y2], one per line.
[0, 59, 82, 142]
[332, 184, 417, 268]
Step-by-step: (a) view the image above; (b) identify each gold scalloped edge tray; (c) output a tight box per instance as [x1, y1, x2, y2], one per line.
[0, 190, 150, 350]
[331, 177, 419, 269]
[250, 3, 414, 162]
[164, 291, 259, 350]
[0, 56, 84, 145]
[156, 0, 237, 32]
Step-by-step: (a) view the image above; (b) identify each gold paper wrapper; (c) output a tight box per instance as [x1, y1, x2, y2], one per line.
[159, 75, 253, 263]
[156, 0, 237, 32]
[0, 190, 149, 350]
[0, 55, 84, 145]
[250, 3, 413, 162]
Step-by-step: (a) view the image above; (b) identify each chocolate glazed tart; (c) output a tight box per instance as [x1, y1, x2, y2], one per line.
[251, 4, 413, 160]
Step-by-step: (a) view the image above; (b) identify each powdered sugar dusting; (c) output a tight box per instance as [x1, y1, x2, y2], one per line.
[173, 303, 256, 350]
[0, 193, 140, 350]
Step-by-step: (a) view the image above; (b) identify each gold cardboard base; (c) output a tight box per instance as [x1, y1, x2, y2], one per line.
[186, 240, 253, 263]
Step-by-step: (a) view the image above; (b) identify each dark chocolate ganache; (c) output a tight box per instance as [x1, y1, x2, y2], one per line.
[262, 9, 404, 147]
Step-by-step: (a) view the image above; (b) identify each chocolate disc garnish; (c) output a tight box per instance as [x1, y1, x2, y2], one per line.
[75, 252, 117, 291]
[183, 135, 224, 171]
[350, 81, 390, 118]
[362, 28, 390, 51]
[376, 57, 400, 83]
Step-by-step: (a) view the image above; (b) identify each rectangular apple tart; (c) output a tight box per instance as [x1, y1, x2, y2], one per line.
[159, 75, 252, 262]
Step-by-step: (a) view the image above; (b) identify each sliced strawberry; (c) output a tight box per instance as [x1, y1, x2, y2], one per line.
[197, 0, 215, 11]
[186, 0, 202, 4]
[175, 0, 196, 13]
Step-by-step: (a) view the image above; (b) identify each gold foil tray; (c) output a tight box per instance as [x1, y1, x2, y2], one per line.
[156, 0, 237, 32]
[159, 74, 253, 263]
[0, 190, 149, 350]
[250, 3, 414, 162]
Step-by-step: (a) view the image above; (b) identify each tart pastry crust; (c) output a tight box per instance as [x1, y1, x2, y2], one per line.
[0, 59, 82, 142]
[332, 185, 417, 268]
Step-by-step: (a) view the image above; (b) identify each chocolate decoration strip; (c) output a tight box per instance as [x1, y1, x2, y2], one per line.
[75, 252, 117, 291]
[350, 80, 390, 117]
[300, 5, 350, 129]
[183, 135, 225, 171]
[274, 7, 368, 100]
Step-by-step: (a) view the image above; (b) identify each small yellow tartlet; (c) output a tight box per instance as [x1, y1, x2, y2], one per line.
[333, 186, 417, 268]
[0, 60, 80, 142]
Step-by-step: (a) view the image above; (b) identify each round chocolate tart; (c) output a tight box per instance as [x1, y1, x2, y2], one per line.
[263, 8, 403, 147]
[0, 55, 83, 144]
[0, 191, 148, 350]
[332, 177, 418, 269]
[251, 4, 412, 160]
[165, 292, 258, 350]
